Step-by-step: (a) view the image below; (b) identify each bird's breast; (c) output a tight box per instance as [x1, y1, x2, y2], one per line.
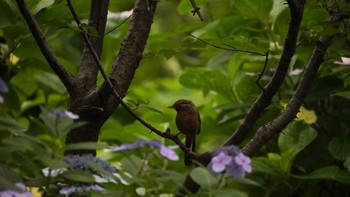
[175, 112, 200, 136]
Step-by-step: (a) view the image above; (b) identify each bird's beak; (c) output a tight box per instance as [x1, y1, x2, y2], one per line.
[168, 105, 175, 109]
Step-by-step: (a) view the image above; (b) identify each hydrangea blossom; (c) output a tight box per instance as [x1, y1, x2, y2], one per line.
[63, 154, 116, 173]
[160, 145, 179, 161]
[59, 184, 104, 196]
[52, 154, 115, 195]
[113, 139, 179, 161]
[0, 78, 8, 104]
[235, 153, 252, 173]
[208, 146, 252, 179]
[49, 109, 79, 120]
[0, 183, 33, 197]
[211, 152, 232, 173]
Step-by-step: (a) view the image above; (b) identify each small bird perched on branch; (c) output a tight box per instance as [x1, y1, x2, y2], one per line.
[168, 99, 201, 165]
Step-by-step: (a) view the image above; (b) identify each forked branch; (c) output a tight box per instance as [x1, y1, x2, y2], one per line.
[67, 0, 195, 158]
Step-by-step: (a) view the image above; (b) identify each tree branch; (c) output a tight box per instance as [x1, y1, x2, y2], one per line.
[76, 0, 109, 93]
[66, 0, 194, 158]
[98, 0, 158, 115]
[189, 0, 204, 21]
[15, 0, 76, 96]
[242, 35, 332, 157]
[223, 0, 306, 146]
[242, 6, 349, 156]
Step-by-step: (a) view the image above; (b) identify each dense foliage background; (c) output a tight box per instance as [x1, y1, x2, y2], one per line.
[1, 0, 350, 196]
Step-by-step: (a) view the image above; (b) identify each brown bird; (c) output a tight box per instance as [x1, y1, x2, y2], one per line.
[168, 99, 201, 165]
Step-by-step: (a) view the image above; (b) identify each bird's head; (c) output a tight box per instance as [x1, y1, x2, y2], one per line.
[168, 99, 195, 112]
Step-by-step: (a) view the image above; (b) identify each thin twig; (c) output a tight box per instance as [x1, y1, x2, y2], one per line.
[255, 50, 270, 90]
[190, 34, 266, 56]
[66, 0, 194, 157]
[104, 15, 132, 36]
[189, 0, 204, 21]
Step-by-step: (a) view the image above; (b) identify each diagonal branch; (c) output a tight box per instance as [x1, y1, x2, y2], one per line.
[223, 0, 306, 146]
[242, 35, 332, 157]
[15, 0, 76, 96]
[242, 8, 349, 157]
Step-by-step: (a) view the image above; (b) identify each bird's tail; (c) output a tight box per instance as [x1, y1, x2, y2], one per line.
[185, 135, 196, 166]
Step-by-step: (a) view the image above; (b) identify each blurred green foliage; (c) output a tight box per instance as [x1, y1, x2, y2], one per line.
[1, 0, 350, 196]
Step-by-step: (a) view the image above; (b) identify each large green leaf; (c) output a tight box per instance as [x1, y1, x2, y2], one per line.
[179, 67, 234, 100]
[65, 142, 109, 151]
[62, 170, 95, 183]
[0, 117, 27, 132]
[190, 167, 216, 189]
[278, 121, 317, 157]
[293, 166, 350, 184]
[328, 137, 350, 160]
[233, 71, 263, 103]
[233, 0, 273, 24]
[0, 163, 22, 184]
[120, 155, 144, 178]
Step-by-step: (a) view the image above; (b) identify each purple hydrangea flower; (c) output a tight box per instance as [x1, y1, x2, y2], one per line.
[211, 152, 232, 173]
[49, 109, 79, 119]
[208, 146, 252, 179]
[90, 184, 104, 191]
[226, 162, 244, 178]
[0, 78, 8, 104]
[59, 186, 76, 195]
[63, 154, 116, 173]
[59, 184, 103, 196]
[0, 78, 8, 93]
[160, 145, 179, 161]
[113, 139, 179, 161]
[0, 183, 33, 197]
[235, 153, 252, 173]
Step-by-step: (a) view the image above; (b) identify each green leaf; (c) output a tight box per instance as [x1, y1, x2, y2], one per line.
[233, 0, 273, 24]
[42, 158, 69, 169]
[344, 157, 350, 171]
[62, 170, 95, 183]
[35, 72, 66, 94]
[33, 0, 54, 14]
[80, 23, 98, 37]
[0, 163, 22, 184]
[0, 177, 22, 191]
[0, 117, 27, 132]
[190, 167, 216, 189]
[177, 0, 192, 15]
[120, 155, 144, 177]
[212, 189, 249, 197]
[292, 166, 350, 184]
[65, 142, 109, 151]
[292, 166, 341, 182]
[11, 151, 41, 175]
[278, 121, 317, 158]
[179, 67, 234, 100]
[251, 153, 286, 177]
[328, 137, 350, 160]
[333, 91, 350, 100]
[233, 72, 263, 103]
[228, 53, 247, 80]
